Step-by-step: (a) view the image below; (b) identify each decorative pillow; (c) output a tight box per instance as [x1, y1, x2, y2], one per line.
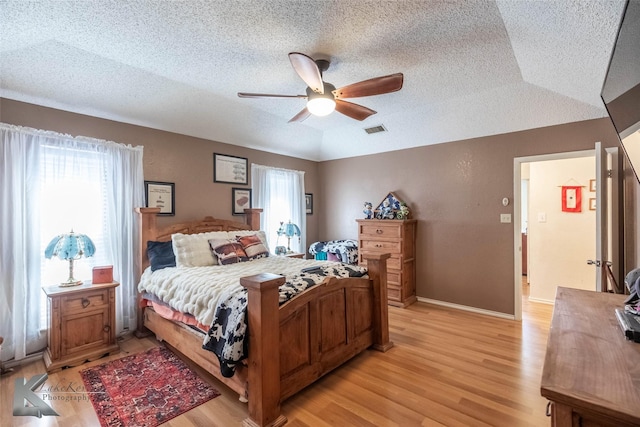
[209, 239, 248, 265]
[234, 230, 270, 253]
[236, 234, 270, 260]
[147, 240, 176, 271]
[172, 231, 230, 267]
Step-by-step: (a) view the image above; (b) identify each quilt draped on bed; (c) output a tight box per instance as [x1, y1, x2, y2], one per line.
[138, 257, 366, 377]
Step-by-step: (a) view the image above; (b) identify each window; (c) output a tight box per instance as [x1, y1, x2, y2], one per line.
[251, 164, 306, 254]
[39, 144, 112, 328]
[1, 123, 144, 363]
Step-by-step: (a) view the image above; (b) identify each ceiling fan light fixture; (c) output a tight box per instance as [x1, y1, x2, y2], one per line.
[307, 96, 336, 116]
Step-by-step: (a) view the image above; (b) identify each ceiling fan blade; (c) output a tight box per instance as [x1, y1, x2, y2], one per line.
[333, 73, 404, 99]
[288, 107, 311, 123]
[238, 92, 306, 99]
[335, 99, 377, 121]
[289, 52, 324, 94]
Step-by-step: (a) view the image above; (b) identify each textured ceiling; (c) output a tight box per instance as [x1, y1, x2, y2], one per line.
[0, 0, 627, 161]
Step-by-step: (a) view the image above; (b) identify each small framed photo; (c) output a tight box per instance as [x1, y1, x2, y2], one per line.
[305, 193, 313, 215]
[214, 153, 248, 185]
[145, 181, 175, 216]
[589, 179, 596, 192]
[589, 198, 596, 211]
[232, 188, 252, 215]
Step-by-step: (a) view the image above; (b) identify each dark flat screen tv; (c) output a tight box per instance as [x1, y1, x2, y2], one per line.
[601, 0, 640, 183]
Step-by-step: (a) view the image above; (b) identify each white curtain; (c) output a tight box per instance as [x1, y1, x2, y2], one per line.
[251, 164, 306, 254]
[0, 123, 144, 363]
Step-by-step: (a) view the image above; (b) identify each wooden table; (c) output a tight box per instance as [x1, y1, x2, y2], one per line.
[541, 287, 640, 426]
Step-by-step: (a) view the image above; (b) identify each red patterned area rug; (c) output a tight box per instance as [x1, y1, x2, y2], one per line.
[80, 346, 220, 427]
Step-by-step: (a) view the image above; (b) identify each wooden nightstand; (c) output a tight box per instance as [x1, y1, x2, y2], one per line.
[284, 253, 305, 259]
[42, 281, 120, 372]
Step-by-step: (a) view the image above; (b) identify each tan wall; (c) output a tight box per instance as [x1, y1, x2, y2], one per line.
[0, 98, 321, 247]
[3, 97, 634, 315]
[319, 119, 622, 315]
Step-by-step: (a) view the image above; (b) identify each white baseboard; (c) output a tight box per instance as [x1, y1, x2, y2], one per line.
[416, 296, 516, 320]
[1, 351, 43, 371]
[527, 296, 555, 305]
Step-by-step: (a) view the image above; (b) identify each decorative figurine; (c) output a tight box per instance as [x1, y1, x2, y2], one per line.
[377, 199, 395, 219]
[396, 202, 410, 219]
[363, 202, 373, 219]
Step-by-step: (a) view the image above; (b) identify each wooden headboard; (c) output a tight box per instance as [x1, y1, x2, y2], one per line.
[135, 207, 263, 275]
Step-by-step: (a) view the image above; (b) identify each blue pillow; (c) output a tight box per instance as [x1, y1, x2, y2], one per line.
[147, 240, 176, 271]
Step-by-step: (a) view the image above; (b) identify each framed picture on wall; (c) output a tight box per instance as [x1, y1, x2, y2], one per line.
[589, 198, 596, 211]
[589, 179, 596, 192]
[232, 188, 252, 215]
[145, 181, 175, 216]
[305, 193, 313, 215]
[214, 153, 248, 185]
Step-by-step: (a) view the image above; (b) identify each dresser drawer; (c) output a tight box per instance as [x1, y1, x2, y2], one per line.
[359, 255, 401, 270]
[387, 285, 401, 302]
[359, 223, 402, 239]
[360, 239, 401, 253]
[386, 270, 400, 285]
[61, 289, 109, 312]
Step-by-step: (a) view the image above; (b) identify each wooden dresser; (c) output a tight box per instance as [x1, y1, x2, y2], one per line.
[43, 281, 120, 372]
[356, 219, 416, 307]
[541, 287, 640, 426]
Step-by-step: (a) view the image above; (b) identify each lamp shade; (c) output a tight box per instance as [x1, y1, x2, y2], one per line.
[45, 231, 95, 260]
[283, 222, 301, 238]
[45, 230, 95, 286]
[277, 220, 302, 253]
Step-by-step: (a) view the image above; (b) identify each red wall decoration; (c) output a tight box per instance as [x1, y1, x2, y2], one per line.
[561, 186, 582, 212]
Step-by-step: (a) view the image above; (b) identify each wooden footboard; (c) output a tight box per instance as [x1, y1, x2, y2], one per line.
[135, 208, 391, 427]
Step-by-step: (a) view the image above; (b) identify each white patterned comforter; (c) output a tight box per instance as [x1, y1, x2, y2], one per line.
[138, 256, 367, 377]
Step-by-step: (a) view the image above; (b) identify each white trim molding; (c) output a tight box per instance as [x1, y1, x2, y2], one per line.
[416, 297, 516, 320]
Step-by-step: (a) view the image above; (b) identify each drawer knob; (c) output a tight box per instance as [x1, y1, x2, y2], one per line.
[375, 244, 382, 248]
[376, 229, 383, 234]
[81, 298, 90, 308]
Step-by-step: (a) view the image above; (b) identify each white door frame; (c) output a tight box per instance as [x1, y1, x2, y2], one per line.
[512, 147, 618, 320]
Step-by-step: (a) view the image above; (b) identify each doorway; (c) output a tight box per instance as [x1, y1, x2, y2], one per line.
[512, 146, 619, 320]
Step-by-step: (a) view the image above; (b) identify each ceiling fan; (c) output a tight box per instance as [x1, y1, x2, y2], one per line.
[237, 52, 403, 123]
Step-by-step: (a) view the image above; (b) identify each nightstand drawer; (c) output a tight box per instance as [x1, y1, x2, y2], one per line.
[61, 290, 109, 312]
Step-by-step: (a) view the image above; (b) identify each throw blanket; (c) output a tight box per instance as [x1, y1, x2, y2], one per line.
[203, 262, 366, 377]
[138, 257, 366, 377]
[308, 239, 359, 264]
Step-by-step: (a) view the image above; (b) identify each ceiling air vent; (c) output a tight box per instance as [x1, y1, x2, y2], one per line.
[364, 124, 387, 135]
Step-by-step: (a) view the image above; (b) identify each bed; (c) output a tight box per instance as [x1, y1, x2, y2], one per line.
[135, 207, 392, 427]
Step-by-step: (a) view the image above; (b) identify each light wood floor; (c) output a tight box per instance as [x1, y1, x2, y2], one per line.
[2, 282, 553, 427]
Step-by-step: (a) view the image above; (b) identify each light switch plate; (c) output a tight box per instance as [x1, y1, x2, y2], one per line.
[500, 214, 512, 223]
